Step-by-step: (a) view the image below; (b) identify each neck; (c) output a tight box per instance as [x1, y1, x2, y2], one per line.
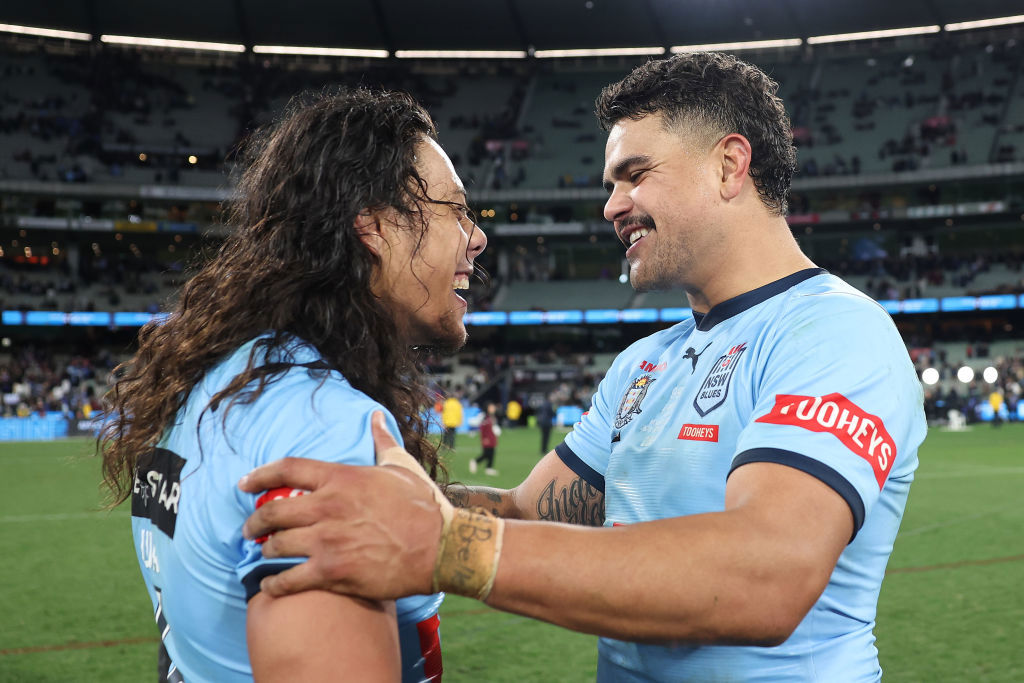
[685, 215, 816, 313]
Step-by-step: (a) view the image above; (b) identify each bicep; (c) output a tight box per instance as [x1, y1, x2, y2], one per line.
[725, 461, 852, 617]
[512, 450, 605, 526]
[247, 590, 400, 682]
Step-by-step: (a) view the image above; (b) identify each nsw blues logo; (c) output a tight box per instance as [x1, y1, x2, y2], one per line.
[693, 343, 747, 417]
[614, 374, 656, 429]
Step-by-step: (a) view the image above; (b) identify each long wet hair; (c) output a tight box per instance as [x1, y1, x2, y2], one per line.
[100, 88, 447, 505]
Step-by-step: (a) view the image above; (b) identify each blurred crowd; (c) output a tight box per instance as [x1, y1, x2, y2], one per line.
[3, 339, 1022, 432]
[914, 347, 1024, 424]
[0, 346, 116, 418]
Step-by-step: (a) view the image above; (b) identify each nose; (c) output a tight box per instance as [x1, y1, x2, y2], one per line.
[603, 185, 633, 223]
[467, 221, 487, 261]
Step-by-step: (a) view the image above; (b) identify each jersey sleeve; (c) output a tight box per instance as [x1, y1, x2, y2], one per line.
[558, 357, 632, 492]
[731, 292, 924, 537]
[226, 374, 404, 598]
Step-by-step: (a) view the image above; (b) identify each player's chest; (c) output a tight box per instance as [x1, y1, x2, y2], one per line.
[610, 336, 755, 448]
[602, 335, 758, 519]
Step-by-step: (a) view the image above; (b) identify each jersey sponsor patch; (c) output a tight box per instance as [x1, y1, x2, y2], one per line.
[755, 393, 896, 489]
[638, 359, 667, 373]
[132, 447, 186, 538]
[693, 343, 746, 416]
[614, 374, 656, 429]
[677, 423, 719, 442]
[254, 487, 309, 544]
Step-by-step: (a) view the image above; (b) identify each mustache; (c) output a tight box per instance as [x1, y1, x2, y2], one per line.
[619, 213, 657, 231]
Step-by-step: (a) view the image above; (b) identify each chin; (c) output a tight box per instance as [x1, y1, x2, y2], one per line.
[629, 272, 653, 292]
[414, 313, 467, 354]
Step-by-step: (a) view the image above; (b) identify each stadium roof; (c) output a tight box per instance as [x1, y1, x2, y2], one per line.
[2, 0, 1023, 54]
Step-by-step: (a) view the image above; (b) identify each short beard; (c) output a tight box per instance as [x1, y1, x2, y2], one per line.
[414, 308, 467, 355]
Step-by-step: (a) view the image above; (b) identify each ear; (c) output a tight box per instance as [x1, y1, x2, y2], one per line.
[354, 210, 383, 256]
[717, 133, 753, 202]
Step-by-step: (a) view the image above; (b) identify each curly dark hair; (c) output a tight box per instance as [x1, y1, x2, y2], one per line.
[595, 52, 797, 216]
[100, 88, 451, 506]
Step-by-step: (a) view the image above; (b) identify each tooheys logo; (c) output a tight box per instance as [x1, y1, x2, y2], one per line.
[678, 424, 719, 442]
[755, 393, 896, 489]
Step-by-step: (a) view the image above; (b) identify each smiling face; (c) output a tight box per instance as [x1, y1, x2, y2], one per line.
[602, 113, 725, 295]
[375, 137, 486, 351]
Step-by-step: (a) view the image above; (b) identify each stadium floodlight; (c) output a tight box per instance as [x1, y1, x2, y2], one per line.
[807, 25, 940, 45]
[982, 367, 999, 384]
[670, 38, 802, 53]
[534, 47, 666, 58]
[0, 23, 91, 41]
[253, 45, 389, 58]
[956, 366, 975, 384]
[100, 35, 245, 53]
[921, 368, 940, 385]
[394, 49, 527, 59]
[945, 15, 1024, 32]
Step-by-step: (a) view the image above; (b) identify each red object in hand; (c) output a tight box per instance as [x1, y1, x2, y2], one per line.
[253, 487, 308, 544]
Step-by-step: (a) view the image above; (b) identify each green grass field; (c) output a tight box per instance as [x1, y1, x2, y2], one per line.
[1, 424, 1022, 682]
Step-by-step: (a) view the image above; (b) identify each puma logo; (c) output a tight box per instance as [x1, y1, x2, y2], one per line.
[683, 342, 712, 373]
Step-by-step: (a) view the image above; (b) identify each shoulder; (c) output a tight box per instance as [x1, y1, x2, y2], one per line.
[612, 320, 694, 368]
[773, 274, 899, 341]
[788, 273, 886, 313]
[201, 335, 383, 430]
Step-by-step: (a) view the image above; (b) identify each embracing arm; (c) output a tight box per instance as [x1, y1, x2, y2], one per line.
[485, 462, 851, 644]
[445, 450, 604, 526]
[247, 589, 400, 681]
[239, 415, 850, 645]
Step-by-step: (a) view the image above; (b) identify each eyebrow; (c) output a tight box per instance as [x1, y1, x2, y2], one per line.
[602, 154, 654, 193]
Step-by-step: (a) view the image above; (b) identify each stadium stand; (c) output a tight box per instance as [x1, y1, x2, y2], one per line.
[2, 23, 1024, 434]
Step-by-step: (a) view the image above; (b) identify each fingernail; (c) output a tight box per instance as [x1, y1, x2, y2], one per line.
[238, 474, 249, 488]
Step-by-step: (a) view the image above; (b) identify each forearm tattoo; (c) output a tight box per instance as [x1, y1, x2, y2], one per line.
[536, 477, 605, 527]
[445, 485, 507, 517]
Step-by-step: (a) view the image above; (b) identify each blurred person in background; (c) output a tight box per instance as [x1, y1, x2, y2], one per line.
[505, 397, 522, 426]
[99, 88, 486, 682]
[536, 394, 555, 455]
[440, 388, 463, 449]
[469, 402, 500, 475]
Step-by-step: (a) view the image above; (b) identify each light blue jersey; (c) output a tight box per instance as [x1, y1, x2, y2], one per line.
[559, 269, 926, 682]
[130, 336, 444, 683]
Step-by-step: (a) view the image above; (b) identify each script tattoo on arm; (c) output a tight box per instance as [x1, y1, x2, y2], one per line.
[536, 476, 605, 527]
[445, 485, 514, 518]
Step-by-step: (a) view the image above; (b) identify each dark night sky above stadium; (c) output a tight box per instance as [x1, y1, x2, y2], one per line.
[3, 0, 1024, 51]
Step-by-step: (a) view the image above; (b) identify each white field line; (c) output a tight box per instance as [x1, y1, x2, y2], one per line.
[898, 503, 1020, 537]
[917, 466, 1024, 479]
[0, 511, 127, 524]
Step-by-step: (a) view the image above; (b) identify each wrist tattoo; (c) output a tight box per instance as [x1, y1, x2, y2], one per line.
[445, 486, 469, 508]
[537, 477, 605, 526]
[445, 486, 507, 517]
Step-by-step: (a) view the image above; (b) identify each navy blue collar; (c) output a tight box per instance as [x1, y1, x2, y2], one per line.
[692, 268, 826, 332]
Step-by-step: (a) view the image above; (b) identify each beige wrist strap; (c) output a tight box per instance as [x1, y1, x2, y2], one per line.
[376, 445, 504, 601]
[432, 507, 505, 601]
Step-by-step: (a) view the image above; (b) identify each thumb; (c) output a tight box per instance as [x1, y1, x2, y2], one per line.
[371, 412, 447, 503]
[372, 412, 429, 482]
[372, 410, 402, 462]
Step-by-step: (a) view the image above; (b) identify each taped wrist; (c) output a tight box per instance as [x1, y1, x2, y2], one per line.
[431, 506, 505, 602]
